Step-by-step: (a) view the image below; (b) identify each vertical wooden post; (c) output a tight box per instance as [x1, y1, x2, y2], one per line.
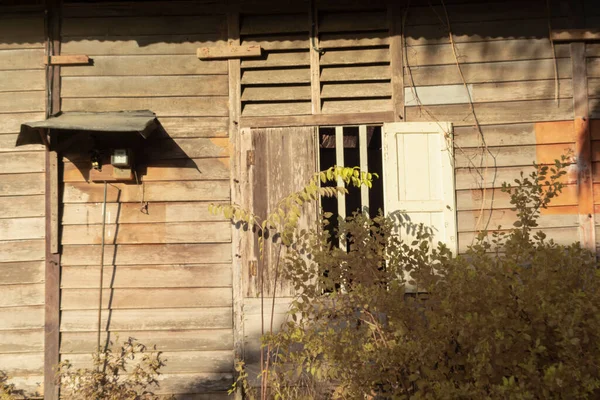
[388, 1, 404, 121]
[358, 125, 370, 215]
[309, 0, 322, 115]
[227, 4, 244, 399]
[571, 42, 596, 252]
[45, 1, 61, 399]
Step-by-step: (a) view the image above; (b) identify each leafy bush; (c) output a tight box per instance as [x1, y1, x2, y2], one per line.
[232, 157, 600, 399]
[57, 337, 167, 400]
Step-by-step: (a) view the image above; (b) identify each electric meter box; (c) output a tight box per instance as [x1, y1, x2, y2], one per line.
[90, 148, 135, 182]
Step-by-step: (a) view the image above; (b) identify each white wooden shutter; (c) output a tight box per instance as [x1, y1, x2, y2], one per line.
[382, 122, 457, 253]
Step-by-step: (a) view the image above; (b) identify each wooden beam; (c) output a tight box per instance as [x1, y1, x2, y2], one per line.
[240, 111, 394, 128]
[551, 29, 600, 42]
[44, 54, 90, 65]
[388, 1, 404, 121]
[571, 42, 596, 253]
[45, 1, 61, 399]
[226, 6, 244, 400]
[197, 44, 261, 59]
[309, 0, 321, 114]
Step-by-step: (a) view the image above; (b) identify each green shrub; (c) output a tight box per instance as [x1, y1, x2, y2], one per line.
[57, 337, 167, 400]
[233, 157, 600, 399]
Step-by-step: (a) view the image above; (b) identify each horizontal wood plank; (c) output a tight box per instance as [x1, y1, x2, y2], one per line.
[241, 68, 310, 84]
[241, 34, 308, 51]
[61, 264, 232, 289]
[60, 307, 233, 331]
[63, 180, 229, 203]
[320, 65, 390, 82]
[455, 165, 576, 190]
[61, 287, 232, 310]
[406, 40, 569, 67]
[406, 79, 572, 106]
[319, 31, 389, 49]
[0, 329, 43, 353]
[0, 240, 44, 263]
[0, 134, 44, 152]
[319, 11, 386, 33]
[458, 208, 579, 232]
[0, 217, 44, 241]
[62, 16, 226, 37]
[0, 284, 43, 307]
[61, 243, 232, 266]
[0, 70, 45, 92]
[459, 227, 578, 252]
[0, 353, 43, 376]
[240, 14, 307, 35]
[61, 97, 229, 117]
[61, 55, 227, 76]
[406, 100, 573, 126]
[0, 49, 44, 70]
[62, 350, 233, 374]
[320, 48, 390, 66]
[63, 158, 230, 182]
[0, 306, 43, 330]
[454, 121, 576, 147]
[0, 152, 44, 173]
[0, 112, 45, 134]
[0, 261, 44, 285]
[321, 82, 391, 99]
[405, 58, 572, 86]
[455, 143, 575, 168]
[61, 221, 231, 245]
[0, 91, 45, 113]
[159, 117, 229, 138]
[241, 101, 311, 117]
[456, 184, 578, 211]
[61, 75, 228, 98]
[62, 202, 226, 225]
[241, 85, 311, 101]
[0, 173, 44, 196]
[240, 111, 394, 128]
[60, 329, 233, 353]
[61, 35, 226, 56]
[321, 98, 390, 114]
[241, 51, 309, 68]
[0, 195, 44, 219]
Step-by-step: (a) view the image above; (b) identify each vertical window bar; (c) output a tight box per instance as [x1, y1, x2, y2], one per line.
[359, 125, 369, 217]
[335, 126, 346, 252]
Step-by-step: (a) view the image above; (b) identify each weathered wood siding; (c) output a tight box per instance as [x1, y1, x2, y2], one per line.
[402, 0, 581, 252]
[57, 2, 233, 397]
[0, 8, 46, 396]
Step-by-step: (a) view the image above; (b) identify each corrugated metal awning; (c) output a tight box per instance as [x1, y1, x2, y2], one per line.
[16, 110, 159, 147]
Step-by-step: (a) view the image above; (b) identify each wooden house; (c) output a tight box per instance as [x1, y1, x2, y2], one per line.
[0, 0, 599, 398]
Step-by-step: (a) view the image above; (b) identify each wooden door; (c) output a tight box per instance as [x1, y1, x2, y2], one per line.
[382, 122, 457, 253]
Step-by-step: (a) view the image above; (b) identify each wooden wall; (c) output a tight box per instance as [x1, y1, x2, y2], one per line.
[0, 8, 47, 397]
[56, 2, 234, 398]
[402, 0, 581, 252]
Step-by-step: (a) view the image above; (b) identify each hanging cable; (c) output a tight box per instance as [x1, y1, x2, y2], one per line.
[96, 181, 108, 359]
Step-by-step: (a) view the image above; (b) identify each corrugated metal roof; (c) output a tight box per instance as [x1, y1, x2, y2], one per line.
[16, 110, 158, 146]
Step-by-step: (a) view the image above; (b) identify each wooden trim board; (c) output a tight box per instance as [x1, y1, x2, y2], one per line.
[197, 44, 261, 59]
[44, 55, 90, 65]
[240, 111, 394, 128]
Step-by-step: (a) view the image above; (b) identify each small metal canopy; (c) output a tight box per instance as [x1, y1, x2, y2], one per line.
[16, 110, 159, 147]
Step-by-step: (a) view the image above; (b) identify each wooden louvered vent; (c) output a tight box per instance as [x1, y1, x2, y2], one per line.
[240, 11, 311, 117]
[318, 7, 392, 114]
